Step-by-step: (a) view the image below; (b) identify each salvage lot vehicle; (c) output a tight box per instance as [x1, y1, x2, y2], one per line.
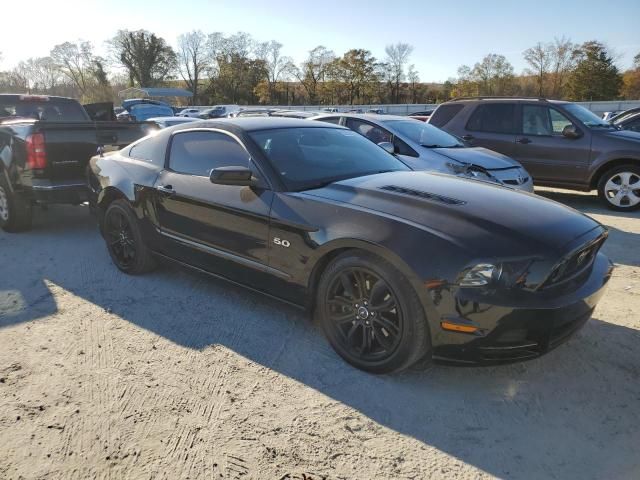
[313, 113, 534, 191]
[430, 97, 640, 211]
[88, 118, 612, 373]
[0, 94, 152, 232]
[611, 107, 640, 133]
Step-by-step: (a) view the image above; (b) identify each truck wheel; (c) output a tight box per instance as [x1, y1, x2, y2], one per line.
[103, 199, 157, 274]
[597, 165, 640, 211]
[0, 176, 33, 232]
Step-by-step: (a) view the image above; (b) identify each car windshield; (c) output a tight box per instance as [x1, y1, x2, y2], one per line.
[386, 120, 464, 148]
[563, 104, 612, 128]
[249, 127, 409, 191]
[612, 111, 640, 125]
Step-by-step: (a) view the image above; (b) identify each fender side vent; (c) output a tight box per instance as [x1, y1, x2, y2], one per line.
[380, 185, 466, 206]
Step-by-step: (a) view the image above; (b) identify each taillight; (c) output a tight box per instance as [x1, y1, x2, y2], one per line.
[26, 133, 47, 169]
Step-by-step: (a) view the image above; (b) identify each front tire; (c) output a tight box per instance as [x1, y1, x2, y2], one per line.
[597, 165, 640, 211]
[103, 200, 156, 274]
[316, 251, 431, 374]
[0, 175, 33, 232]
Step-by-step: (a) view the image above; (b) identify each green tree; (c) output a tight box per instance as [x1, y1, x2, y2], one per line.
[110, 30, 176, 87]
[568, 41, 622, 100]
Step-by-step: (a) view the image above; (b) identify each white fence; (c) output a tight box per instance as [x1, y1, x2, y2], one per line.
[191, 100, 640, 116]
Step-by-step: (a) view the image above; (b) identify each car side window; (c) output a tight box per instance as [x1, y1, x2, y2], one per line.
[466, 104, 516, 134]
[318, 116, 341, 125]
[522, 105, 552, 136]
[549, 108, 573, 134]
[429, 104, 464, 127]
[346, 118, 392, 144]
[393, 136, 418, 157]
[128, 133, 169, 165]
[169, 131, 250, 177]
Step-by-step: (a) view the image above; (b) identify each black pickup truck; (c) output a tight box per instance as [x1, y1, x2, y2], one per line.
[0, 94, 152, 231]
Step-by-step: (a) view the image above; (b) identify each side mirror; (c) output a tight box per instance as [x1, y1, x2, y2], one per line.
[210, 166, 256, 186]
[378, 141, 395, 155]
[562, 124, 582, 139]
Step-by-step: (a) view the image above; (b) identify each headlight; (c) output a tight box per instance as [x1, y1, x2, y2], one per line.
[459, 263, 502, 287]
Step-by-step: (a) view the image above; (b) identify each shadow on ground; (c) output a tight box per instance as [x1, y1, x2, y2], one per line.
[1, 205, 639, 479]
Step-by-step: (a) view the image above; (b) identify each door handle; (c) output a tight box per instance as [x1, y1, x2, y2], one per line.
[517, 137, 532, 144]
[156, 185, 175, 196]
[462, 134, 474, 141]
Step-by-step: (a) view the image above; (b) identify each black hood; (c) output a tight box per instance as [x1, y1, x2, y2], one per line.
[432, 146, 521, 170]
[302, 171, 601, 258]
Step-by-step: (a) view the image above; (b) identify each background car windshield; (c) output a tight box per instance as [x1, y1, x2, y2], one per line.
[130, 104, 174, 120]
[250, 127, 409, 191]
[387, 120, 463, 147]
[563, 104, 611, 127]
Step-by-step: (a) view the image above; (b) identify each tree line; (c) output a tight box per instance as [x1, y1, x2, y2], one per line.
[0, 31, 638, 106]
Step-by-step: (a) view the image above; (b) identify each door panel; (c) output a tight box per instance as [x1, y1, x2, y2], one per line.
[150, 129, 275, 286]
[513, 105, 591, 185]
[153, 171, 273, 275]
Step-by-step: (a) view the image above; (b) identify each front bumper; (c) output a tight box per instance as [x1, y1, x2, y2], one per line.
[430, 252, 613, 365]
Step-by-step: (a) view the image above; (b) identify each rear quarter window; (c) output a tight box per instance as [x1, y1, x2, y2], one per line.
[429, 104, 464, 127]
[466, 103, 516, 134]
[128, 133, 170, 165]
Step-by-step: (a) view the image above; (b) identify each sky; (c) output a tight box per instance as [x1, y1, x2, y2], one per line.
[1, 0, 639, 82]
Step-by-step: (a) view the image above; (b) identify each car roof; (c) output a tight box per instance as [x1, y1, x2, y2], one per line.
[314, 113, 410, 123]
[443, 97, 569, 105]
[172, 117, 346, 132]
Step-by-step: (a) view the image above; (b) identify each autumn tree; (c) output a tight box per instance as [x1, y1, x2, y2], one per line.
[330, 49, 379, 105]
[621, 52, 640, 99]
[50, 41, 96, 97]
[177, 31, 209, 103]
[523, 42, 552, 96]
[295, 46, 335, 104]
[568, 41, 622, 100]
[385, 43, 413, 103]
[111, 30, 177, 87]
[255, 40, 294, 104]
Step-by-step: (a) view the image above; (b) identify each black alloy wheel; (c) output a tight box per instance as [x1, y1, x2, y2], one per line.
[326, 268, 403, 362]
[318, 251, 431, 374]
[103, 200, 156, 274]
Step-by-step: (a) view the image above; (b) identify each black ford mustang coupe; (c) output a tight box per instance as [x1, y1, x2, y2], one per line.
[88, 118, 612, 373]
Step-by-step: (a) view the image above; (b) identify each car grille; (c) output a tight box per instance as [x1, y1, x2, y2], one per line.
[541, 233, 607, 289]
[502, 176, 530, 186]
[380, 185, 466, 205]
[478, 342, 541, 362]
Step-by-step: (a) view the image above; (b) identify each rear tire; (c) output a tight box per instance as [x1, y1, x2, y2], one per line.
[0, 175, 33, 232]
[316, 251, 431, 374]
[597, 165, 640, 211]
[103, 200, 157, 274]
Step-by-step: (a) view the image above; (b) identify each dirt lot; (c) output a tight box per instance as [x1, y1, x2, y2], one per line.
[0, 188, 638, 480]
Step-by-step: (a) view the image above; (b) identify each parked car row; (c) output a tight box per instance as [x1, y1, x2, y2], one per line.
[2, 93, 631, 374]
[429, 97, 640, 211]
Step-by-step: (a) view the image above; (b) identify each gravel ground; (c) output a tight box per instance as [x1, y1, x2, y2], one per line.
[0, 188, 638, 480]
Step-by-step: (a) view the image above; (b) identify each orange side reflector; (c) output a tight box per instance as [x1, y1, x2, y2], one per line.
[440, 322, 478, 334]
